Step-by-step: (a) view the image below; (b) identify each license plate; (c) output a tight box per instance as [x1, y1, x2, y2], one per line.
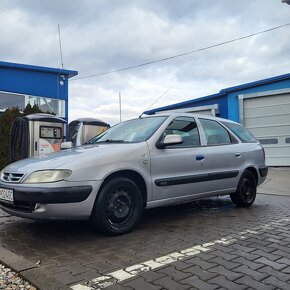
[0, 188, 14, 203]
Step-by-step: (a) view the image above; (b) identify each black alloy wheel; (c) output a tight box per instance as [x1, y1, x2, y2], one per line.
[91, 177, 143, 235]
[230, 170, 257, 207]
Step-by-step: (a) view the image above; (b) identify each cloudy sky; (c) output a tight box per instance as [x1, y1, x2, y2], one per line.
[1, 0, 290, 124]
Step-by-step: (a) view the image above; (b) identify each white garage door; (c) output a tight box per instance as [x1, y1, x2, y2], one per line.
[242, 91, 290, 166]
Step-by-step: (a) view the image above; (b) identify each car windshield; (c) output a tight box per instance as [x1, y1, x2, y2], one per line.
[88, 116, 167, 144]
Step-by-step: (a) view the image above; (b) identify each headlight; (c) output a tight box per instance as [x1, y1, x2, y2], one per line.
[23, 170, 72, 183]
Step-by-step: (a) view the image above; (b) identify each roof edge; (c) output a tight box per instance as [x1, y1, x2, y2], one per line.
[0, 61, 78, 78]
[145, 92, 225, 115]
[221, 72, 290, 94]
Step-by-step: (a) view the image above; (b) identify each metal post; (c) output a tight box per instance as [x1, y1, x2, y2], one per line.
[119, 92, 122, 123]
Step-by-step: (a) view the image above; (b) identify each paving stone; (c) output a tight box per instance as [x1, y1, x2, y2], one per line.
[272, 249, 290, 260]
[124, 277, 162, 290]
[251, 249, 282, 261]
[232, 257, 264, 270]
[52, 270, 84, 285]
[157, 265, 191, 281]
[154, 276, 191, 290]
[208, 257, 240, 270]
[235, 276, 275, 290]
[261, 276, 290, 290]
[181, 276, 219, 290]
[258, 266, 290, 282]
[171, 260, 192, 271]
[106, 284, 134, 290]
[184, 256, 218, 270]
[139, 270, 166, 283]
[254, 257, 288, 270]
[230, 250, 260, 261]
[233, 265, 268, 281]
[208, 276, 246, 290]
[230, 244, 257, 253]
[276, 257, 290, 265]
[208, 265, 243, 281]
[183, 265, 218, 281]
[210, 250, 239, 261]
[281, 266, 290, 274]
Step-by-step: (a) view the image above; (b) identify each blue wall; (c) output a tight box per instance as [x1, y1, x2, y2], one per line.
[0, 61, 77, 121]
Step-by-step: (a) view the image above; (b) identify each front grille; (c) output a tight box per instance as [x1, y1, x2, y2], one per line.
[1, 172, 25, 183]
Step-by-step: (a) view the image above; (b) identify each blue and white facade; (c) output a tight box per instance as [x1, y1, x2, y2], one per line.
[0, 61, 78, 121]
[146, 73, 290, 166]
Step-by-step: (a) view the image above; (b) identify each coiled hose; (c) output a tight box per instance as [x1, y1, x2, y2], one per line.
[9, 117, 29, 162]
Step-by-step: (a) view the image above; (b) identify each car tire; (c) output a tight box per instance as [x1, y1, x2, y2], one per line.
[91, 177, 143, 235]
[230, 170, 257, 207]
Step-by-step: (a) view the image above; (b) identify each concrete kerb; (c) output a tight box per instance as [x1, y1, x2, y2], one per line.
[0, 245, 70, 290]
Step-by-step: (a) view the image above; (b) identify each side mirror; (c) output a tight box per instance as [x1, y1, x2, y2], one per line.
[156, 134, 183, 149]
[61, 141, 73, 150]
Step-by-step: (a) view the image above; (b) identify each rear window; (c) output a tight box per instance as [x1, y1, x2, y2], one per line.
[222, 122, 257, 143]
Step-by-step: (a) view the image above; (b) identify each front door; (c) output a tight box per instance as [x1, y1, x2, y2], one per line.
[150, 116, 207, 201]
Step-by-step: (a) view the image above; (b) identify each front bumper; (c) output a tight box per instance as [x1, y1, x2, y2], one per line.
[0, 180, 101, 220]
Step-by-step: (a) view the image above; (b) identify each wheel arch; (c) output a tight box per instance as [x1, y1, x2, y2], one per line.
[97, 170, 148, 208]
[244, 166, 258, 184]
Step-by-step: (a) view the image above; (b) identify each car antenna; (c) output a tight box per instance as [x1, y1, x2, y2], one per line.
[139, 87, 172, 118]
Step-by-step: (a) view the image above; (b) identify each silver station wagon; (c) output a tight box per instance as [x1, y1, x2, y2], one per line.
[0, 113, 268, 235]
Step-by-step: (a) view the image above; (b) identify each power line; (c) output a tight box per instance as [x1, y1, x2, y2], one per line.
[72, 22, 290, 81]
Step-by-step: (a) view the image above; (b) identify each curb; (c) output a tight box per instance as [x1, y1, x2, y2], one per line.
[0, 246, 71, 290]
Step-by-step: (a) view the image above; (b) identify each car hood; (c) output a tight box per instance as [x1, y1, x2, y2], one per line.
[3, 143, 147, 173]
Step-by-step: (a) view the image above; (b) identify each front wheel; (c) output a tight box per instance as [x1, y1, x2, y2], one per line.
[91, 177, 143, 235]
[230, 170, 257, 207]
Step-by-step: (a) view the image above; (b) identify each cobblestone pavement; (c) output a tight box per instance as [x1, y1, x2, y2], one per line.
[1, 194, 290, 290]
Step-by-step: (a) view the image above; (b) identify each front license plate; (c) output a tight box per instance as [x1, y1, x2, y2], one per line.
[0, 187, 14, 203]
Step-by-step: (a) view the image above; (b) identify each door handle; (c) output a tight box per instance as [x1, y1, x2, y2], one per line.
[196, 155, 205, 161]
[235, 153, 242, 158]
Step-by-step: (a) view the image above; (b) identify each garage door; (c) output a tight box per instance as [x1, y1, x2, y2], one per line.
[242, 92, 290, 166]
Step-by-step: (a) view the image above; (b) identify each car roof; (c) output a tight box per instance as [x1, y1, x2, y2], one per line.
[143, 112, 239, 125]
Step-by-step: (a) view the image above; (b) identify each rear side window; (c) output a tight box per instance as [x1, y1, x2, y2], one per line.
[162, 117, 200, 147]
[222, 122, 257, 143]
[199, 119, 231, 146]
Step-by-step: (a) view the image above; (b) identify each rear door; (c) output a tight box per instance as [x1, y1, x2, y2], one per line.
[197, 118, 244, 192]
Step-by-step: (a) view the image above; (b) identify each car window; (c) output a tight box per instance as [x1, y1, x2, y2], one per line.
[222, 122, 257, 143]
[88, 116, 167, 144]
[199, 118, 231, 146]
[162, 117, 200, 147]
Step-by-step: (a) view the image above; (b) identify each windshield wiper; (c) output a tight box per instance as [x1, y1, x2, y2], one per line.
[97, 139, 126, 143]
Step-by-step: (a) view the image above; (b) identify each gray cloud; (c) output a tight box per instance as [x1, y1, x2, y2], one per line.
[1, 0, 290, 124]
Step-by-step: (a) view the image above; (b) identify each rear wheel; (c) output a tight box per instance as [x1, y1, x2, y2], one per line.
[230, 170, 257, 207]
[91, 177, 143, 235]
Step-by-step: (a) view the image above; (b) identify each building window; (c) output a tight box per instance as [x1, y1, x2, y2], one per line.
[27, 96, 65, 117]
[0, 91, 65, 117]
[0, 92, 25, 112]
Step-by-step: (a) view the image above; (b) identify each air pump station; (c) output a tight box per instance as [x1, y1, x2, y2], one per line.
[9, 114, 110, 163]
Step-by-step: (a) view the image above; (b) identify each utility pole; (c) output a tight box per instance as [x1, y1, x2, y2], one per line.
[119, 92, 122, 123]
